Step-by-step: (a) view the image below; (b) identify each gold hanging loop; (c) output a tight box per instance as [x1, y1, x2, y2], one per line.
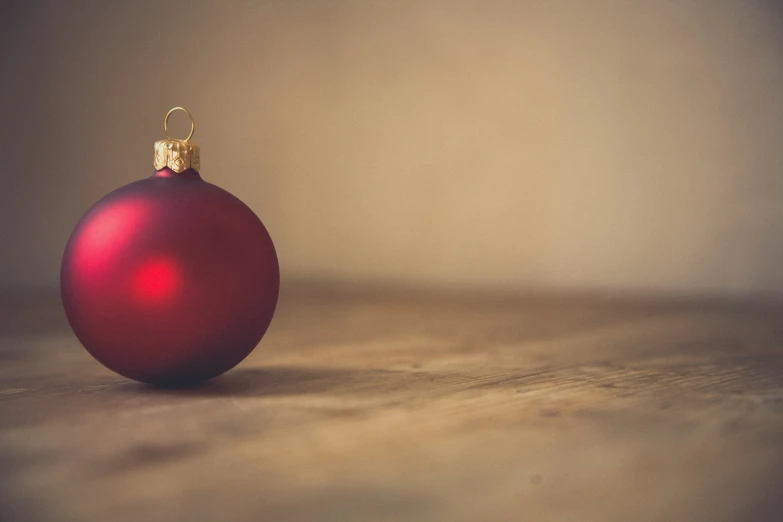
[163, 107, 195, 142]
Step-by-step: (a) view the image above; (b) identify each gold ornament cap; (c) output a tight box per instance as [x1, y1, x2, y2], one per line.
[154, 107, 201, 173]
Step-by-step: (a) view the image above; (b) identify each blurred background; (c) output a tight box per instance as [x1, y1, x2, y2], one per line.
[2, 0, 783, 298]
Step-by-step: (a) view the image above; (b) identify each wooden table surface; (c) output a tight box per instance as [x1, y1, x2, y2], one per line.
[1, 283, 783, 522]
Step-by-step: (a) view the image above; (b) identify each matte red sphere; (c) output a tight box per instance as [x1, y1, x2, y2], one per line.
[61, 168, 279, 385]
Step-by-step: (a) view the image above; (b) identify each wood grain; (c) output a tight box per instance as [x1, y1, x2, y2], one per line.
[1, 282, 782, 522]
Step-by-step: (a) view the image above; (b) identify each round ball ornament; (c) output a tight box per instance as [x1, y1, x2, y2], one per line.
[61, 108, 279, 385]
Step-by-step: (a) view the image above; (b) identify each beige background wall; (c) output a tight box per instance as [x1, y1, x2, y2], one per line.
[2, 0, 783, 296]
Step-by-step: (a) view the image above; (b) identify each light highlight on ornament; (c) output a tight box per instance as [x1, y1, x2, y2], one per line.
[132, 256, 181, 304]
[74, 199, 148, 275]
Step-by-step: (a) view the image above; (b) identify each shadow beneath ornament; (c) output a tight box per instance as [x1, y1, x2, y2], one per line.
[135, 365, 450, 399]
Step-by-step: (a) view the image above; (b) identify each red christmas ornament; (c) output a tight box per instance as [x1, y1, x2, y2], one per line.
[61, 107, 279, 385]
